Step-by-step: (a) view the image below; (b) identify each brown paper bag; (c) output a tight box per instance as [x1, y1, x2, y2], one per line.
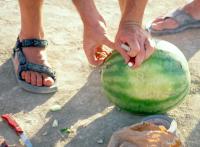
[108, 122, 183, 147]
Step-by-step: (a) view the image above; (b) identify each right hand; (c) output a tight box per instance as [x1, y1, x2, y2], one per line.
[114, 22, 155, 68]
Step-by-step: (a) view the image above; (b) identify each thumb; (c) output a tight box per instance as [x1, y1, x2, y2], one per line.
[103, 37, 130, 63]
[115, 42, 130, 64]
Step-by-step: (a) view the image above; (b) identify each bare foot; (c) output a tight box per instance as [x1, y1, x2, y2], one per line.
[13, 36, 54, 87]
[151, 1, 200, 31]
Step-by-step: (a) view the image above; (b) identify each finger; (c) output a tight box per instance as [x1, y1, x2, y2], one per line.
[87, 53, 99, 65]
[91, 54, 104, 66]
[84, 43, 101, 66]
[95, 46, 111, 63]
[144, 39, 155, 60]
[93, 46, 106, 66]
[115, 41, 130, 63]
[95, 46, 112, 57]
[126, 39, 140, 57]
[134, 43, 146, 68]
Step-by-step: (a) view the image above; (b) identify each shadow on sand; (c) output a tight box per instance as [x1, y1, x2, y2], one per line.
[30, 69, 143, 147]
[185, 121, 200, 147]
[0, 59, 55, 144]
[1, 29, 200, 146]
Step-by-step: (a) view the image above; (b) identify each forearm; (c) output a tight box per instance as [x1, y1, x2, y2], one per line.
[72, 0, 103, 26]
[119, 0, 148, 26]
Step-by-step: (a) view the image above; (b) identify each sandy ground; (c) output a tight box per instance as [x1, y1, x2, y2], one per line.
[0, 0, 200, 147]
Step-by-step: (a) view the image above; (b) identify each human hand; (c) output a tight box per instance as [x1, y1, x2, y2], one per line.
[115, 22, 155, 68]
[83, 19, 114, 66]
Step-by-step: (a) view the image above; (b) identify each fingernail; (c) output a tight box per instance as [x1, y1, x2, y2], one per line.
[128, 62, 133, 67]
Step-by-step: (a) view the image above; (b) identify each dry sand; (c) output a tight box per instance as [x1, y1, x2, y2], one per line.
[0, 0, 200, 147]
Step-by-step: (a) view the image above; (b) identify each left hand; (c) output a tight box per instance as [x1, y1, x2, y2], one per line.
[115, 22, 155, 68]
[83, 20, 114, 66]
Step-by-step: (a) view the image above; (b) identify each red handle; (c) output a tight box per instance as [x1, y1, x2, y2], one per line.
[1, 114, 23, 135]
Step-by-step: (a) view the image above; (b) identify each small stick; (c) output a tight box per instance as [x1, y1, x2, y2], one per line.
[121, 44, 131, 52]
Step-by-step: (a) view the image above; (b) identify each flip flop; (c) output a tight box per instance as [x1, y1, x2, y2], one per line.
[146, 9, 200, 35]
[12, 37, 57, 94]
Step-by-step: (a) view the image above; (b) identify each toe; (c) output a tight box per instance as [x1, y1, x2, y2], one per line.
[21, 71, 26, 80]
[36, 72, 43, 87]
[151, 18, 179, 31]
[30, 71, 37, 86]
[163, 18, 179, 29]
[25, 71, 31, 83]
[152, 17, 165, 23]
[151, 21, 166, 31]
[42, 74, 54, 87]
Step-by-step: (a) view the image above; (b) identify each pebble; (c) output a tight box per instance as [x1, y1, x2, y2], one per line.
[185, 114, 191, 119]
[52, 119, 59, 128]
[50, 104, 62, 112]
[116, 107, 121, 111]
[42, 131, 48, 136]
[96, 139, 104, 144]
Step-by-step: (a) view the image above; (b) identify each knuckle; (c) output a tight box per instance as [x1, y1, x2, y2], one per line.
[127, 52, 135, 57]
[134, 47, 140, 53]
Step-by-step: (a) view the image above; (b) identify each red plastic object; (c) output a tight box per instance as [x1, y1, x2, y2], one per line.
[1, 114, 23, 135]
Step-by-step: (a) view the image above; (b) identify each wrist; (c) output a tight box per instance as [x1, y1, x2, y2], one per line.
[83, 15, 105, 28]
[119, 1, 146, 28]
[119, 20, 142, 28]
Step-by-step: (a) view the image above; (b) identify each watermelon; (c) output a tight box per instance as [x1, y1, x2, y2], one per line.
[101, 40, 190, 114]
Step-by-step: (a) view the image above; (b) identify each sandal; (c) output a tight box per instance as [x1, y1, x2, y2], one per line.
[12, 37, 57, 93]
[146, 9, 200, 35]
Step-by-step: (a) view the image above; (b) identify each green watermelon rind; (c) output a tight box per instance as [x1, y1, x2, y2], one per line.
[101, 40, 191, 114]
[102, 84, 189, 114]
[102, 50, 189, 100]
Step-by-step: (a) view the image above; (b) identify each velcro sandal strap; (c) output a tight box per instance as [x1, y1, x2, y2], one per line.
[21, 39, 48, 48]
[17, 50, 26, 65]
[18, 62, 56, 81]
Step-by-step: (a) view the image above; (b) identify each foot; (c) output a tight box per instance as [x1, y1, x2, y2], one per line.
[13, 36, 54, 87]
[151, 1, 200, 31]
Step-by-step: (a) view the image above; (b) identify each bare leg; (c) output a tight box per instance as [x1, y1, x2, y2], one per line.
[15, 0, 54, 87]
[151, 0, 200, 31]
[73, 0, 115, 65]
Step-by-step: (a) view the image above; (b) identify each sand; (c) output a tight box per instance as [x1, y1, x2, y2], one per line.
[0, 0, 200, 147]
